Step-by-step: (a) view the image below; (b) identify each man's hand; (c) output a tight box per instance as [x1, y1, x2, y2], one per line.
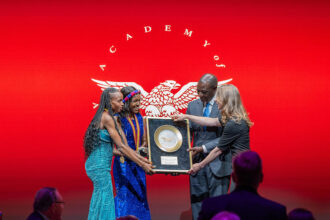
[188, 146, 203, 158]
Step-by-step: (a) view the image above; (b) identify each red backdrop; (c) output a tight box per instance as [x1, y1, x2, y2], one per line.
[1, 1, 330, 219]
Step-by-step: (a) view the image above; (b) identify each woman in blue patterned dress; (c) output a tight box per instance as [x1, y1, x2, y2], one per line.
[84, 87, 153, 220]
[114, 86, 151, 220]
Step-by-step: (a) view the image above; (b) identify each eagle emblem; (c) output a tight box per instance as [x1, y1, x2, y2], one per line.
[92, 78, 232, 117]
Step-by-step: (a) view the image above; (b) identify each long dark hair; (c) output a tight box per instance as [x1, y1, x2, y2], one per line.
[84, 87, 124, 157]
[120, 86, 139, 117]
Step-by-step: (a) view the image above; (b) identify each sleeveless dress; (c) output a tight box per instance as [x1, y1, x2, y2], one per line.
[113, 113, 151, 220]
[85, 129, 115, 220]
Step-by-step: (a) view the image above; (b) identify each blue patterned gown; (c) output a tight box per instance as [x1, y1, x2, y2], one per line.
[114, 113, 151, 220]
[85, 129, 116, 220]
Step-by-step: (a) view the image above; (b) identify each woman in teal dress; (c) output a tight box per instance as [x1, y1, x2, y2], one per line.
[114, 86, 151, 220]
[84, 87, 154, 220]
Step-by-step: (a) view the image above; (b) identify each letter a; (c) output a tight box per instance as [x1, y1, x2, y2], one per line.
[144, 26, 152, 33]
[126, 34, 133, 41]
[184, 29, 193, 37]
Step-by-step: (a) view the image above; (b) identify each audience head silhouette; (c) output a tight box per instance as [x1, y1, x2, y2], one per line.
[27, 187, 64, 220]
[288, 208, 315, 220]
[197, 150, 287, 220]
[211, 211, 240, 220]
[232, 150, 263, 189]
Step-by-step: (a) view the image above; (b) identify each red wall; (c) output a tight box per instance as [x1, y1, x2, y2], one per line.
[1, 1, 330, 219]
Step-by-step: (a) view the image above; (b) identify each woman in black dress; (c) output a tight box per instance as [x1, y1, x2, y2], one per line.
[175, 84, 253, 174]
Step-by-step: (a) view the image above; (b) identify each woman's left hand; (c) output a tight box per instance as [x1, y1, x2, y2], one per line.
[113, 148, 123, 157]
[188, 163, 202, 175]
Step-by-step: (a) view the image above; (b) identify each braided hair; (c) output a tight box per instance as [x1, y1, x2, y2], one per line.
[84, 87, 124, 157]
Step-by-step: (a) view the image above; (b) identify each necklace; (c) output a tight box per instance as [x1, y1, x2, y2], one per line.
[127, 114, 140, 152]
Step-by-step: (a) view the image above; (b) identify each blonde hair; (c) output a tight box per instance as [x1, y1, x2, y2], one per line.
[216, 84, 253, 127]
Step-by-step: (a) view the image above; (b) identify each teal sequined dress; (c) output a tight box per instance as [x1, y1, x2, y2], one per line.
[85, 129, 115, 220]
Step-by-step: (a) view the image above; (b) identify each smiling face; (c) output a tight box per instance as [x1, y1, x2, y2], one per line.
[129, 94, 141, 114]
[197, 81, 217, 104]
[110, 92, 124, 113]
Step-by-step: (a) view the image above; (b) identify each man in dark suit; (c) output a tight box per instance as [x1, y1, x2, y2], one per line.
[198, 151, 287, 220]
[27, 187, 64, 220]
[187, 74, 232, 220]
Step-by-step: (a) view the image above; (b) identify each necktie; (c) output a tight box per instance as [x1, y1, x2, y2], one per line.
[203, 102, 210, 131]
[203, 102, 210, 117]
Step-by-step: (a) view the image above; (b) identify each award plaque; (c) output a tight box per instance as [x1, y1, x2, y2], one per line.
[146, 117, 192, 174]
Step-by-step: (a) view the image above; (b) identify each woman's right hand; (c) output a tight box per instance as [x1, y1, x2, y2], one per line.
[142, 162, 155, 175]
[188, 163, 202, 175]
[172, 114, 187, 122]
[140, 155, 151, 164]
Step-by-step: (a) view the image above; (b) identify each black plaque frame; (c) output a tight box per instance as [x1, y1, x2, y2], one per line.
[146, 117, 192, 174]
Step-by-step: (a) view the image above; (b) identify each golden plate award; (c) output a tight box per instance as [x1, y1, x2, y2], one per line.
[146, 117, 192, 174]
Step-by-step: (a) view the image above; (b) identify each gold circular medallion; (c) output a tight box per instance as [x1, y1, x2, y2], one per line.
[120, 156, 125, 163]
[154, 125, 182, 152]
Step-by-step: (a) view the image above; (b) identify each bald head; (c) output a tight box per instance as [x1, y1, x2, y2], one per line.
[233, 151, 263, 188]
[33, 187, 57, 212]
[32, 187, 64, 219]
[199, 73, 218, 88]
[197, 73, 218, 103]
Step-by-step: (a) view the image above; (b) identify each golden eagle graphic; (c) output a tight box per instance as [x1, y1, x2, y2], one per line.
[92, 78, 232, 117]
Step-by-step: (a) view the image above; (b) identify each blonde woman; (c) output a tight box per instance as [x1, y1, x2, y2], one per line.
[175, 84, 253, 175]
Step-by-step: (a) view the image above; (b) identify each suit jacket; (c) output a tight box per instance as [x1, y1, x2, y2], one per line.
[187, 98, 232, 177]
[198, 186, 287, 220]
[26, 211, 46, 220]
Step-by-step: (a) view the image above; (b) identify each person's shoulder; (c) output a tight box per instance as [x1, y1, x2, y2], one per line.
[258, 195, 286, 211]
[227, 118, 242, 124]
[188, 98, 201, 106]
[102, 112, 113, 121]
[187, 99, 202, 113]
[240, 119, 249, 127]
[226, 118, 248, 129]
[136, 112, 143, 119]
[224, 119, 240, 130]
[200, 194, 229, 217]
[26, 211, 44, 220]
[101, 112, 116, 126]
